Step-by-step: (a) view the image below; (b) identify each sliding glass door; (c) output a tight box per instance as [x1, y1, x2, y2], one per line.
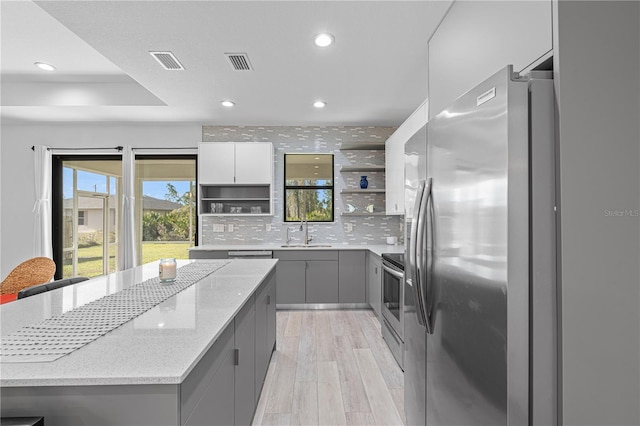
[134, 156, 196, 265]
[53, 154, 196, 279]
[54, 156, 121, 279]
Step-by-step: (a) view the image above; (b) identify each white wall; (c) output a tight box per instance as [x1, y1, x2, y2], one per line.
[428, 0, 552, 118]
[553, 1, 640, 425]
[0, 123, 201, 278]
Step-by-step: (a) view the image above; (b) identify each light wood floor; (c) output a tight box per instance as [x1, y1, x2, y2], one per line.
[252, 310, 406, 426]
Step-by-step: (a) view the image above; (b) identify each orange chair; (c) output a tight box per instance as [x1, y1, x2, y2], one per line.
[0, 257, 56, 296]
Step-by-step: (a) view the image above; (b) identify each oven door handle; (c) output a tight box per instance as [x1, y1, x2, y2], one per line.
[382, 263, 404, 280]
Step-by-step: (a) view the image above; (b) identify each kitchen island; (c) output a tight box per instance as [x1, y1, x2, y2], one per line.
[0, 259, 277, 426]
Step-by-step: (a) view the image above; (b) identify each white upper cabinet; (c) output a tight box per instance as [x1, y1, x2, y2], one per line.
[234, 143, 273, 184]
[386, 100, 428, 215]
[199, 142, 235, 184]
[428, 0, 553, 118]
[199, 142, 273, 184]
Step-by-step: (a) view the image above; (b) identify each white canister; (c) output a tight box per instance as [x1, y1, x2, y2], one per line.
[159, 258, 177, 282]
[386, 236, 398, 245]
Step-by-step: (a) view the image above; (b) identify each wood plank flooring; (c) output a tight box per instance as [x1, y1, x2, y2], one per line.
[253, 310, 405, 426]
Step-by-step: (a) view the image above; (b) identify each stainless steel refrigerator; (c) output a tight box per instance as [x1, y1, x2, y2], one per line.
[404, 65, 557, 426]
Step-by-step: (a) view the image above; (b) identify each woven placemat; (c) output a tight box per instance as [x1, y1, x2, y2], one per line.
[0, 260, 229, 363]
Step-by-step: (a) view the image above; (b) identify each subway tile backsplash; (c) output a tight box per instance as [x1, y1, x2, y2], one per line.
[200, 126, 403, 246]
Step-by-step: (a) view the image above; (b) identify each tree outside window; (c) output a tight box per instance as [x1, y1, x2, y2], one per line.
[284, 154, 334, 222]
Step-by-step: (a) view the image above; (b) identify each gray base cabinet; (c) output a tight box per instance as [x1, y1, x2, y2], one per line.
[235, 296, 256, 426]
[255, 273, 276, 400]
[274, 251, 340, 304]
[182, 325, 235, 426]
[338, 251, 367, 303]
[276, 260, 306, 303]
[275, 250, 370, 305]
[367, 252, 382, 319]
[306, 260, 339, 303]
[181, 271, 276, 426]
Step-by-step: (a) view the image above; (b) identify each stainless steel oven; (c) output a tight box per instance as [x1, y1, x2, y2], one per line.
[381, 252, 404, 370]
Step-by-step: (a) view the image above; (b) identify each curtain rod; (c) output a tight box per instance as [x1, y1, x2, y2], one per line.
[31, 146, 123, 151]
[30, 146, 196, 151]
[131, 147, 197, 150]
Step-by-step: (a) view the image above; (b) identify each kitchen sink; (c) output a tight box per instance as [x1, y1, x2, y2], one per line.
[280, 244, 332, 248]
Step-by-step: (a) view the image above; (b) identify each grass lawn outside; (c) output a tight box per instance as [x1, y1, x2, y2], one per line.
[63, 241, 192, 278]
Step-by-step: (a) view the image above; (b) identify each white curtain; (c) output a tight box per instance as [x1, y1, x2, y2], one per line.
[33, 145, 53, 258]
[120, 146, 137, 269]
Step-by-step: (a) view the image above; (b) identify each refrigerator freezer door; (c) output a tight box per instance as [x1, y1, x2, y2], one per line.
[404, 124, 428, 425]
[425, 66, 530, 425]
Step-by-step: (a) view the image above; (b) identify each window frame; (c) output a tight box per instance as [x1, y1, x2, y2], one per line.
[283, 153, 335, 223]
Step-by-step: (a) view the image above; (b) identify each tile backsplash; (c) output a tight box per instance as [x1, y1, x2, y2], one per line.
[200, 126, 404, 246]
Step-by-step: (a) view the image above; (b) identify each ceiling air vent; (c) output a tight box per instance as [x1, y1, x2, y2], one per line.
[149, 51, 185, 70]
[225, 53, 253, 71]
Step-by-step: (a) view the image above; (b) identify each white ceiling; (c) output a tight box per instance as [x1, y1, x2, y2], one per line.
[1, 0, 452, 126]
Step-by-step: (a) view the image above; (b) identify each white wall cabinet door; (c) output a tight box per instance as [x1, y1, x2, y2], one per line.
[199, 142, 272, 184]
[386, 100, 428, 215]
[235, 143, 273, 184]
[199, 142, 235, 184]
[385, 132, 403, 215]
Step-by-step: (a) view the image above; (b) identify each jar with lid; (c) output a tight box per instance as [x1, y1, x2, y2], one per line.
[159, 258, 177, 283]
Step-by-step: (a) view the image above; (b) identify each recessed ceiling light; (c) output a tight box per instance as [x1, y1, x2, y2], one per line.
[221, 100, 235, 107]
[34, 62, 55, 71]
[314, 33, 334, 47]
[313, 100, 326, 108]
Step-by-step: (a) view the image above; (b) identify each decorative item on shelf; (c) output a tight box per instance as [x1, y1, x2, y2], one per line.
[360, 176, 369, 189]
[250, 206, 262, 214]
[386, 236, 398, 245]
[346, 203, 356, 213]
[211, 202, 224, 213]
[365, 204, 375, 213]
[159, 258, 177, 283]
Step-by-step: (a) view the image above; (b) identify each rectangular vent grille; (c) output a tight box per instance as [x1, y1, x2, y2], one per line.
[225, 53, 253, 71]
[149, 51, 185, 70]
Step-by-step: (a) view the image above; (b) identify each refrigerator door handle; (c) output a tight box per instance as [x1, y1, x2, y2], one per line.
[423, 177, 435, 334]
[410, 180, 428, 327]
[417, 177, 433, 334]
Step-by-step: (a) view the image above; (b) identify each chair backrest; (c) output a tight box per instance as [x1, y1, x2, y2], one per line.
[0, 257, 56, 295]
[17, 276, 89, 300]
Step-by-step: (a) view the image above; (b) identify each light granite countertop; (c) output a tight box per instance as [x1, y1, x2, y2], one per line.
[190, 244, 405, 257]
[0, 259, 277, 388]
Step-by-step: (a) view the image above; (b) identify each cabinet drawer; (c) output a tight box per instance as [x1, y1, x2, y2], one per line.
[273, 250, 338, 261]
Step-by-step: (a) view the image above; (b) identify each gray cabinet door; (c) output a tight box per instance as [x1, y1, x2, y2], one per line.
[306, 260, 339, 303]
[338, 251, 367, 303]
[276, 260, 306, 303]
[254, 273, 277, 401]
[255, 284, 269, 399]
[368, 253, 382, 318]
[184, 349, 235, 426]
[182, 326, 235, 426]
[235, 299, 256, 426]
[266, 275, 277, 355]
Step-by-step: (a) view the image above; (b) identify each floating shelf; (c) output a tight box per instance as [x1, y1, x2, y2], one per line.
[341, 212, 388, 217]
[339, 142, 386, 151]
[340, 189, 386, 194]
[339, 165, 385, 172]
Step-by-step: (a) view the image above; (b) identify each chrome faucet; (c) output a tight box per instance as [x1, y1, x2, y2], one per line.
[300, 218, 313, 245]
